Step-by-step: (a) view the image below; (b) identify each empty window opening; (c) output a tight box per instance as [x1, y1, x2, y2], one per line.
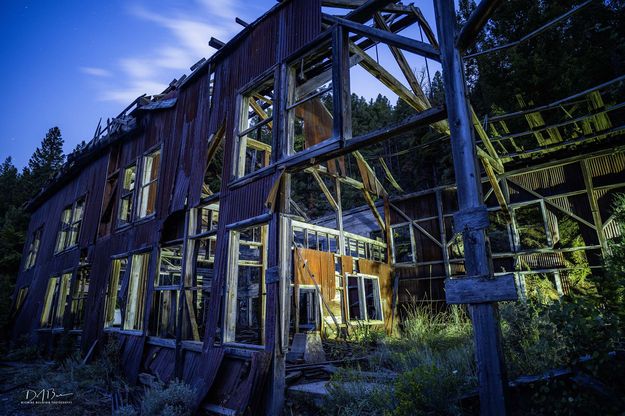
[298, 287, 321, 332]
[55, 198, 85, 253]
[235, 78, 274, 178]
[514, 203, 549, 250]
[149, 245, 182, 339]
[224, 223, 268, 345]
[392, 223, 414, 264]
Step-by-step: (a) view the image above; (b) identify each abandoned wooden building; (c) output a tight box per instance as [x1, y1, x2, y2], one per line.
[8, 0, 625, 413]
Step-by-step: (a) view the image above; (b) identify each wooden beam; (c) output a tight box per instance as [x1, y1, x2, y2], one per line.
[373, 12, 431, 105]
[332, 25, 352, 140]
[209, 37, 225, 49]
[323, 0, 411, 14]
[389, 202, 443, 248]
[409, 5, 439, 48]
[310, 170, 339, 211]
[480, 156, 510, 221]
[325, 15, 441, 61]
[362, 189, 386, 232]
[581, 160, 608, 255]
[445, 274, 517, 304]
[344, 0, 397, 23]
[506, 177, 597, 230]
[235, 17, 249, 27]
[350, 42, 429, 112]
[434, 1, 508, 414]
[456, 0, 502, 52]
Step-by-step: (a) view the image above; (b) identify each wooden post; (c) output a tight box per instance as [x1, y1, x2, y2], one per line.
[433, 1, 508, 414]
[581, 160, 608, 255]
[174, 208, 191, 379]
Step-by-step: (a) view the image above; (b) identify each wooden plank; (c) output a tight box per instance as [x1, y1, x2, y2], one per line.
[581, 160, 608, 254]
[480, 156, 510, 220]
[445, 274, 517, 304]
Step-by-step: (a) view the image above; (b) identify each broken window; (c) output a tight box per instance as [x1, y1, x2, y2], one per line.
[346, 274, 383, 323]
[149, 245, 183, 339]
[12, 286, 29, 317]
[287, 42, 334, 154]
[224, 223, 268, 345]
[202, 127, 224, 199]
[118, 164, 136, 227]
[235, 77, 274, 178]
[104, 258, 127, 328]
[55, 197, 85, 253]
[185, 202, 219, 343]
[40, 272, 72, 329]
[69, 267, 90, 330]
[24, 226, 42, 270]
[124, 252, 150, 330]
[137, 149, 161, 218]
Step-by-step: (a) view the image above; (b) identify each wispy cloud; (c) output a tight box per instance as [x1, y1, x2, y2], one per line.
[80, 66, 112, 77]
[85, 0, 247, 104]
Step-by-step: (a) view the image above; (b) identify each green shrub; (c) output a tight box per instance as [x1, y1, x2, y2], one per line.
[140, 379, 196, 416]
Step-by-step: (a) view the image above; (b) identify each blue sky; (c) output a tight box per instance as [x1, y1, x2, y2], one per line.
[0, 1, 438, 169]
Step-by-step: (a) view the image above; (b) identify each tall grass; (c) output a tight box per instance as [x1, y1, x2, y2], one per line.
[323, 303, 476, 416]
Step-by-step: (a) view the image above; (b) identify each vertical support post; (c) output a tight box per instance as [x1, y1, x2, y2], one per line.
[336, 178, 346, 256]
[332, 25, 352, 141]
[433, 1, 508, 414]
[581, 160, 608, 255]
[436, 189, 451, 278]
[175, 207, 192, 379]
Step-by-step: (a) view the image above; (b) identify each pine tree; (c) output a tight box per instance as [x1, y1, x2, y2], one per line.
[23, 126, 65, 196]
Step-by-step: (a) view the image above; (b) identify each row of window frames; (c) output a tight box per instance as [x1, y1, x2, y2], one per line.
[297, 274, 383, 325]
[293, 227, 386, 262]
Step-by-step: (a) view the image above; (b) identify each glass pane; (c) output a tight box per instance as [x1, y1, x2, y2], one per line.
[142, 150, 161, 184]
[123, 165, 136, 191]
[138, 181, 158, 218]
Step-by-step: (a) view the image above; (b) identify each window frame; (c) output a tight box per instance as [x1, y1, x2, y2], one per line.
[233, 74, 276, 180]
[54, 197, 86, 254]
[345, 273, 384, 324]
[40, 271, 73, 330]
[223, 222, 268, 347]
[136, 147, 162, 220]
